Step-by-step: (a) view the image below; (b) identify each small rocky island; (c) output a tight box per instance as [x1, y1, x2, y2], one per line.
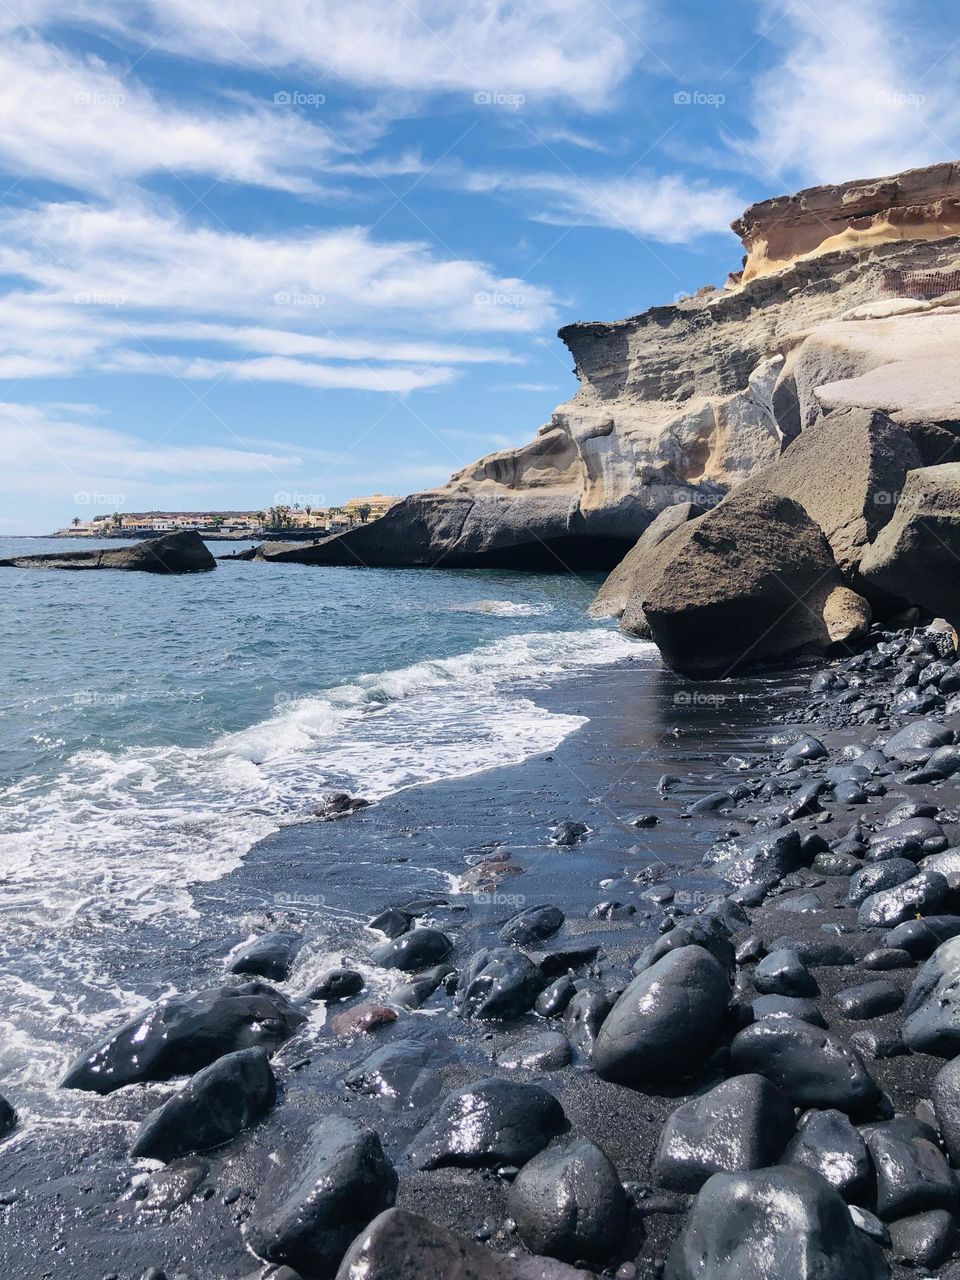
[0, 530, 216, 573]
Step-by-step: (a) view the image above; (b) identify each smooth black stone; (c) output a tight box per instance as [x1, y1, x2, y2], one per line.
[903, 937, 960, 1054]
[665, 1166, 887, 1280]
[735, 935, 765, 965]
[307, 968, 364, 1002]
[814, 852, 861, 876]
[834, 980, 903, 1021]
[865, 817, 947, 863]
[653, 1074, 795, 1192]
[768, 937, 858, 967]
[563, 987, 616, 1059]
[847, 858, 917, 908]
[903, 744, 960, 783]
[849, 1205, 890, 1246]
[407, 1078, 565, 1170]
[849, 1029, 907, 1059]
[508, 1137, 628, 1263]
[862, 947, 913, 970]
[530, 942, 600, 979]
[688, 791, 734, 815]
[783, 736, 828, 764]
[0, 1093, 16, 1140]
[864, 1123, 956, 1220]
[594, 946, 729, 1086]
[753, 948, 819, 998]
[368, 907, 413, 939]
[227, 931, 301, 982]
[633, 914, 735, 980]
[701, 894, 751, 933]
[888, 914, 960, 958]
[882, 720, 954, 764]
[881, 799, 939, 826]
[391, 962, 454, 1009]
[372, 927, 452, 972]
[751, 995, 826, 1028]
[535, 975, 577, 1018]
[499, 1031, 572, 1072]
[729, 1016, 879, 1115]
[856, 868, 949, 927]
[244, 1116, 397, 1274]
[705, 829, 804, 888]
[456, 947, 545, 1020]
[343, 1039, 438, 1105]
[499, 904, 565, 947]
[131, 1046, 275, 1161]
[782, 1107, 872, 1204]
[930, 1056, 960, 1164]
[889, 1209, 957, 1267]
[61, 982, 306, 1094]
[553, 820, 588, 846]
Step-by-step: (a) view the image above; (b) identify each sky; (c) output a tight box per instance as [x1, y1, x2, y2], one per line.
[1, 0, 958, 532]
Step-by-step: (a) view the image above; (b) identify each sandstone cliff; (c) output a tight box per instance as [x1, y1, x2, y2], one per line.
[258, 161, 960, 573]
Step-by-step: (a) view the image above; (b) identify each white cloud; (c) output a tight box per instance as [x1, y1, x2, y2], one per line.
[738, 0, 960, 184]
[0, 200, 557, 389]
[37, 0, 642, 111]
[461, 169, 744, 243]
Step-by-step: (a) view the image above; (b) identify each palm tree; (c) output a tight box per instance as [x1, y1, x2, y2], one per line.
[71, 516, 81, 528]
[356, 503, 372, 523]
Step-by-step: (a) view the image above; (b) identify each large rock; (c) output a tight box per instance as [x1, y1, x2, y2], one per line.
[61, 982, 306, 1094]
[653, 1074, 796, 1191]
[729, 1016, 879, 1115]
[407, 1079, 565, 1170]
[903, 936, 960, 1054]
[456, 947, 545, 1020]
[931, 1055, 960, 1163]
[0, 530, 216, 573]
[860, 463, 960, 626]
[665, 1166, 890, 1279]
[335, 1208, 595, 1280]
[593, 945, 729, 1085]
[781, 1108, 873, 1204]
[631, 490, 870, 674]
[507, 1138, 628, 1263]
[131, 1046, 275, 1161]
[244, 1116, 397, 1275]
[590, 501, 701, 626]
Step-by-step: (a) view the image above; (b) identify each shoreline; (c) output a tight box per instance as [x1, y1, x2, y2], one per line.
[2, 634, 960, 1277]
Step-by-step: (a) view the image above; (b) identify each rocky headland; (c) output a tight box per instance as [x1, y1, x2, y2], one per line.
[0, 530, 216, 573]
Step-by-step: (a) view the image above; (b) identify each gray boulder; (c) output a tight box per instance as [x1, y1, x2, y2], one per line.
[593, 945, 729, 1085]
[864, 1122, 957, 1220]
[407, 1078, 565, 1170]
[781, 1108, 872, 1203]
[244, 1116, 397, 1275]
[729, 1016, 879, 1114]
[507, 1137, 628, 1263]
[228, 930, 301, 981]
[903, 937, 960, 1054]
[931, 1055, 960, 1164]
[0, 530, 216, 573]
[856, 869, 949, 928]
[665, 1166, 889, 1279]
[591, 501, 701, 628]
[372, 927, 452, 972]
[131, 1046, 275, 1161]
[457, 947, 545, 1020]
[653, 1074, 796, 1192]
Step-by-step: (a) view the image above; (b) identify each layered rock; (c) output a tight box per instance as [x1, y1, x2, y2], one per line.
[0, 530, 216, 573]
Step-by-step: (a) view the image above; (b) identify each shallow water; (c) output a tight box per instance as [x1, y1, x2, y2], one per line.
[0, 541, 644, 1118]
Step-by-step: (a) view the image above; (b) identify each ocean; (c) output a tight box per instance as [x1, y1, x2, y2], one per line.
[0, 539, 643, 1128]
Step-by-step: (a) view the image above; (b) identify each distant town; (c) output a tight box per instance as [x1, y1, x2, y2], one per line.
[54, 494, 400, 539]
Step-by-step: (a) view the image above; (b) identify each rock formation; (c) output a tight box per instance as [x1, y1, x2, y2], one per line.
[250, 160, 960, 574]
[0, 530, 216, 573]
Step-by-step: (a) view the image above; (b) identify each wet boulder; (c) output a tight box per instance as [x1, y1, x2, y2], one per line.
[372, 927, 452, 972]
[931, 1056, 960, 1163]
[864, 1122, 957, 1220]
[665, 1166, 889, 1280]
[245, 1115, 397, 1275]
[705, 829, 805, 889]
[781, 1108, 873, 1204]
[61, 982, 306, 1094]
[499, 1031, 572, 1072]
[903, 937, 960, 1054]
[729, 1016, 879, 1115]
[834, 980, 904, 1020]
[881, 719, 954, 765]
[753, 948, 819, 998]
[343, 1038, 439, 1107]
[847, 858, 917, 908]
[369, 906, 413, 938]
[307, 968, 365, 1002]
[535, 975, 577, 1018]
[865, 818, 947, 863]
[653, 1074, 796, 1192]
[633, 913, 735, 980]
[856, 869, 949, 928]
[0, 1093, 16, 1139]
[131, 1046, 275, 1161]
[334, 1208, 594, 1280]
[752, 995, 826, 1028]
[499, 905, 564, 947]
[407, 1078, 565, 1170]
[508, 1137, 628, 1263]
[457, 947, 545, 1020]
[227, 931, 301, 982]
[889, 915, 960, 959]
[594, 945, 729, 1086]
[563, 988, 615, 1060]
[889, 1209, 956, 1268]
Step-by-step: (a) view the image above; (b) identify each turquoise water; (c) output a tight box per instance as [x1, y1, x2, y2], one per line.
[0, 539, 641, 1105]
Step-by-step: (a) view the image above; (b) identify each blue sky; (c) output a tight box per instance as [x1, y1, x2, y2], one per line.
[1, 0, 957, 532]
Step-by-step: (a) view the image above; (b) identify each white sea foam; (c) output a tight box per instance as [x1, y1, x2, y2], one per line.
[446, 599, 555, 617]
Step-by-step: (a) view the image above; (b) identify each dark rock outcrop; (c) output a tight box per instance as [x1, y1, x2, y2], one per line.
[407, 1078, 565, 1171]
[0, 530, 216, 573]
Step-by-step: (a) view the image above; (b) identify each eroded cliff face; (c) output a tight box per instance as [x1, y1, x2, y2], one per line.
[260, 162, 960, 572]
[732, 160, 960, 283]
